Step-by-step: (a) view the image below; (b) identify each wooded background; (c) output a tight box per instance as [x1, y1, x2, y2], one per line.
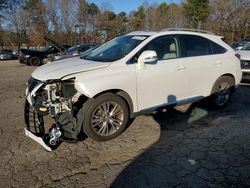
[0, 0, 250, 49]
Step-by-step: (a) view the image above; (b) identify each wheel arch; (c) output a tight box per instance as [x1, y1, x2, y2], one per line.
[93, 89, 134, 118]
[220, 73, 235, 84]
[210, 73, 236, 95]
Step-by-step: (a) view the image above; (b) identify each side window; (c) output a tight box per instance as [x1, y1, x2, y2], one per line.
[210, 41, 227, 54]
[143, 36, 179, 60]
[180, 35, 212, 57]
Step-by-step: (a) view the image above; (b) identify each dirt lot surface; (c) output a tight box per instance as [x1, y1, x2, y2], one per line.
[1, 60, 250, 187]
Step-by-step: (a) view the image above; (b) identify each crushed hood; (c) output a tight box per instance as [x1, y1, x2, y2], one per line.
[32, 57, 110, 81]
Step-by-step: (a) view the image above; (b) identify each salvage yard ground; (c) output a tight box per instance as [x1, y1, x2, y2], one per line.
[1, 60, 250, 187]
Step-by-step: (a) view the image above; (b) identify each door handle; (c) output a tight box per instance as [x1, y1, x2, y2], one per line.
[214, 60, 222, 66]
[176, 65, 186, 71]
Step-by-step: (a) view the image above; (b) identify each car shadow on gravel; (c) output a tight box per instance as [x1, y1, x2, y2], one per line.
[111, 87, 250, 187]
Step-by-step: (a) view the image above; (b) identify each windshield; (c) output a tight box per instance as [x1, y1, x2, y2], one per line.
[66, 45, 82, 53]
[80, 45, 99, 58]
[242, 42, 250, 51]
[84, 35, 148, 62]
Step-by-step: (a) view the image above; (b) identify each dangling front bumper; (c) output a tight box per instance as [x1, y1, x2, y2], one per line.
[24, 77, 81, 151]
[24, 128, 52, 151]
[24, 99, 52, 151]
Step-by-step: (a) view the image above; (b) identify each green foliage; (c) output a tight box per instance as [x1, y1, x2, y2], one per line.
[88, 3, 99, 15]
[130, 6, 145, 30]
[184, 0, 210, 28]
[158, 2, 168, 14]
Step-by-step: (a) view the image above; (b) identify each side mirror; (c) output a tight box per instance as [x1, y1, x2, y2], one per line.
[137, 50, 157, 69]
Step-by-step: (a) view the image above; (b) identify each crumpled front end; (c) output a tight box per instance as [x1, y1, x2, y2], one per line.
[24, 77, 85, 151]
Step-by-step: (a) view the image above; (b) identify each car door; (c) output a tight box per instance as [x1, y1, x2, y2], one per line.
[179, 35, 226, 98]
[136, 35, 189, 111]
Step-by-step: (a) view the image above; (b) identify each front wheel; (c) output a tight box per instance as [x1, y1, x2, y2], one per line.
[81, 93, 129, 141]
[209, 76, 234, 108]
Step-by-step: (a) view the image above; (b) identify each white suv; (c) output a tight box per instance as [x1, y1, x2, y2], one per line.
[24, 29, 242, 151]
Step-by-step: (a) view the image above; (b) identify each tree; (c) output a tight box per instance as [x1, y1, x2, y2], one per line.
[46, 0, 64, 42]
[184, 0, 210, 29]
[24, 0, 47, 46]
[0, 0, 7, 49]
[96, 10, 115, 41]
[0, 0, 7, 18]
[5, 0, 30, 48]
[116, 12, 128, 35]
[129, 6, 145, 30]
[0, 0, 248, 49]
[166, 3, 184, 28]
[88, 3, 99, 33]
[60, 0, 77, 44]
[77, 0, 89, 42]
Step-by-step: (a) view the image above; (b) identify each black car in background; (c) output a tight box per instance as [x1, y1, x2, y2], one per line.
[18, 45, 71, 66]
[43, 44, 98, 63]
[0, 49, 18, 60]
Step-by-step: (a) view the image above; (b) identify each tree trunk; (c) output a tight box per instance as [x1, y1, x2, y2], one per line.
[231, 28, 235, 44]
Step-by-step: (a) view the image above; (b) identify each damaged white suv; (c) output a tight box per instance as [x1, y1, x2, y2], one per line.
[25, 29, 242, 151]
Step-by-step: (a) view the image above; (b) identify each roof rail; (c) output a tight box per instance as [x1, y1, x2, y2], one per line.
[160, 28, 214, 35]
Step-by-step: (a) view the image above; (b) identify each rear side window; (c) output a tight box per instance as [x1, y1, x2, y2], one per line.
[210, 41, 227, 54]
[180, 35, 212, 57]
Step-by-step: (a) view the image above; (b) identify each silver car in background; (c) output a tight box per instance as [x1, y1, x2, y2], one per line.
[237, 42, 250, 81]
[0, 50, 17, 60]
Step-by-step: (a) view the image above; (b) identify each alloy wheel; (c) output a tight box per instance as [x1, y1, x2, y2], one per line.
[214, 82, 231, 107]
[91, 101, 124, 136]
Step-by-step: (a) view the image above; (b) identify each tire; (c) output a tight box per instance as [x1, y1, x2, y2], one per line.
[29, 56, 41, 66]
[81, 93, 129, 141]
[209, 76, 234, 108]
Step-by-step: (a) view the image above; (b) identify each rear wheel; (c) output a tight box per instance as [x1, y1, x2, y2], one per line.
[209, 76, 234, 108]
[29, 56, 41, 66]
[81, 93, 129, 141]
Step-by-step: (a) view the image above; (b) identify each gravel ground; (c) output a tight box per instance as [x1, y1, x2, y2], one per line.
[0, 60, 250, 188]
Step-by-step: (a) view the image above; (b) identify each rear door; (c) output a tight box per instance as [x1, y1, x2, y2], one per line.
[179, 35, 225, 98]
[136, 35, 189, 111]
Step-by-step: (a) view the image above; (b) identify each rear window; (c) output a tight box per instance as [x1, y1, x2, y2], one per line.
[180, 35, 227, 57]
[180, 35, 212, 57]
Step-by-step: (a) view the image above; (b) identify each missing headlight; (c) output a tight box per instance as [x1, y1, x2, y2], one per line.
[61, 81, 77, 98]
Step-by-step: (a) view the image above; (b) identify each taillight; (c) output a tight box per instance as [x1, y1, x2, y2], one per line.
[235, 53, 241, 60]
